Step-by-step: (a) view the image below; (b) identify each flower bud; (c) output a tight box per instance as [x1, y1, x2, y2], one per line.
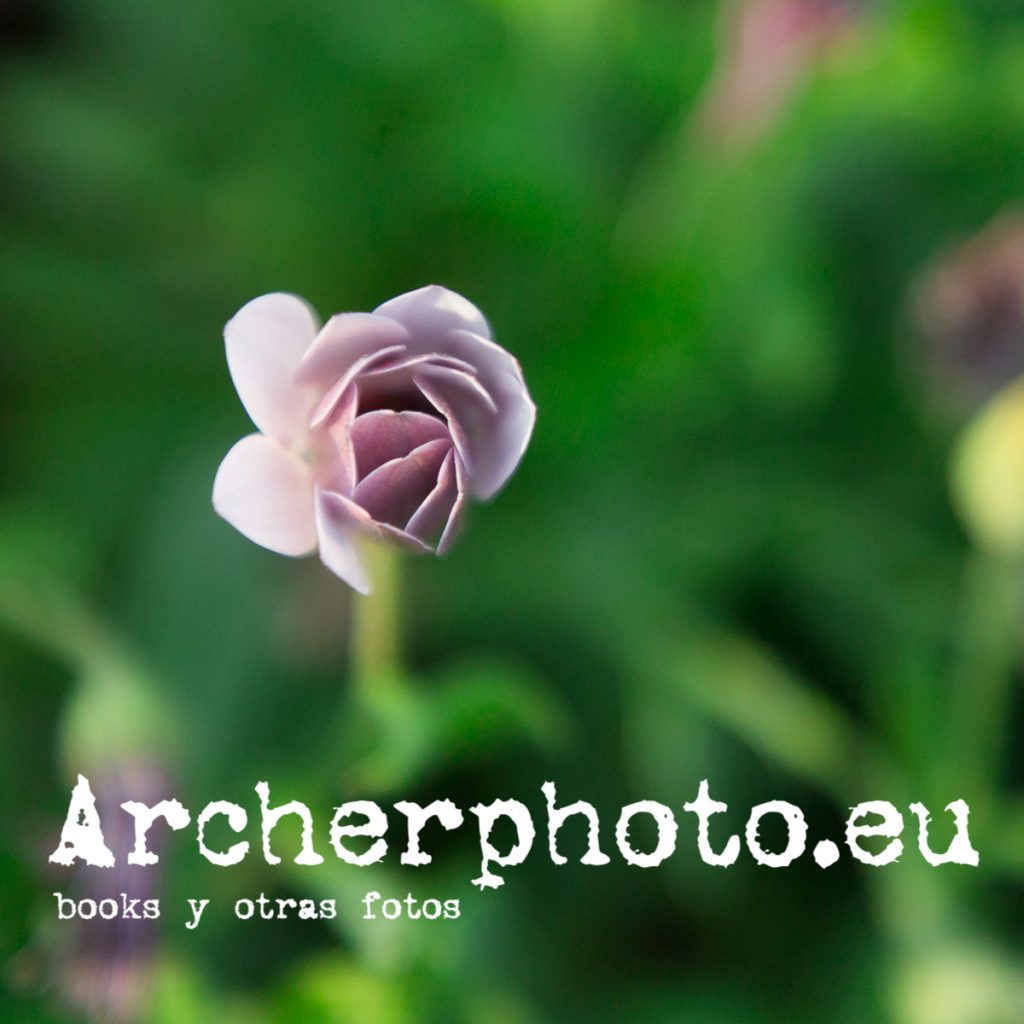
[951, 378, 1024, 555]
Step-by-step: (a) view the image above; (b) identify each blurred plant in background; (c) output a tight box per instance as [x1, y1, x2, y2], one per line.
[913, 209, 1024, 413]
[692, 0, 861, 149]
[3, 0, 1024, 1022]
[0, 512, 178, 1022]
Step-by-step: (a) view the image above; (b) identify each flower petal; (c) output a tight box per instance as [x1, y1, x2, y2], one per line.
[373, 284, 492, 341]
[350, 410, 451, 479]
[319, 489, 431, 553]
[224, 293, 320, 447]
[406, 449, 458, 545]
[414, 344, 533, 500]
[308, 344, 407, 429]
[295, 312, 411, 390]
[352, 353, 479, 421]
[315, 488, 371, 594]
[352, 437, 452, 530]
[320, 384, 360, 496]
[377, 314, 534, 500]
[416, 363, 498, 415]
[412, 370, 488, 477]
[213, 434, 317, 556]
[360, 352, 477, 379]
[430, 331, 535, 497]
[437, 453, 468, 555]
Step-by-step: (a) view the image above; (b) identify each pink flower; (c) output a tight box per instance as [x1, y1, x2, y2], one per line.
[694, 0, 858, 147]
[213, 286, 535, 594]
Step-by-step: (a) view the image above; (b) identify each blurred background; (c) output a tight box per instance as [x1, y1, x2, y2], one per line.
[3, 0, 1024, 1021]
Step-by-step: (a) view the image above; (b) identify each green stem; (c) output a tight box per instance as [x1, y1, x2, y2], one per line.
[349, 542, 403, 695]
[0, 576, 175, 772]
[943, 552, 1021, 822]
[0, 579, 121, 672]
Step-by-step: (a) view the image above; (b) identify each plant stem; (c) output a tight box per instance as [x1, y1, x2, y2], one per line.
[349, 542, 403, 695]
[943, 551, 1021, 822]
[0, 579, 119, 672]
[0, 575, 174, 770]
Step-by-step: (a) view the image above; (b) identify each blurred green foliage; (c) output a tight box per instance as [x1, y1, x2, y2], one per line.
[3, 0, 1024, 1021]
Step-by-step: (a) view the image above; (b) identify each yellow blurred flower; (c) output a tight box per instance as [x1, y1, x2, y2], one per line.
[893, 944, 1024, 1024]
[951, 377, 1024, 555]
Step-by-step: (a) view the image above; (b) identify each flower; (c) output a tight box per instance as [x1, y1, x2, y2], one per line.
[912, 209, 1024, 410]
[212, 286, 535, 594]
[53, 762, 169, 1024]
[950, 378, 1024, 556]
[693, 0, 859, 148]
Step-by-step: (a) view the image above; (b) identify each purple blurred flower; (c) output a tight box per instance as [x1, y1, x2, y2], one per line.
[912, 210, 1024, 410]
[54, 761, 169, 1024]
[213, 286, 535, 594]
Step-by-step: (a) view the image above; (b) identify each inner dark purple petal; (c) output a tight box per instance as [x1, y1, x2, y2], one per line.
[350, 410, 452, 480]
[355, 371, 436, 416]
[352, 437, 452, 530]
[406, 449, 458, 545]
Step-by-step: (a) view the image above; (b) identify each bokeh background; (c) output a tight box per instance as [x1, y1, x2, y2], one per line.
[3, 0, 1024, 1021]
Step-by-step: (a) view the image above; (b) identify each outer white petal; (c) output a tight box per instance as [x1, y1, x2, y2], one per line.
[294, 312, 411, 391]
[224, 293, 320, 447]
[373, 284, 493, 341]
[213, 434, 317, 556]
[315, 488, 372, 594]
